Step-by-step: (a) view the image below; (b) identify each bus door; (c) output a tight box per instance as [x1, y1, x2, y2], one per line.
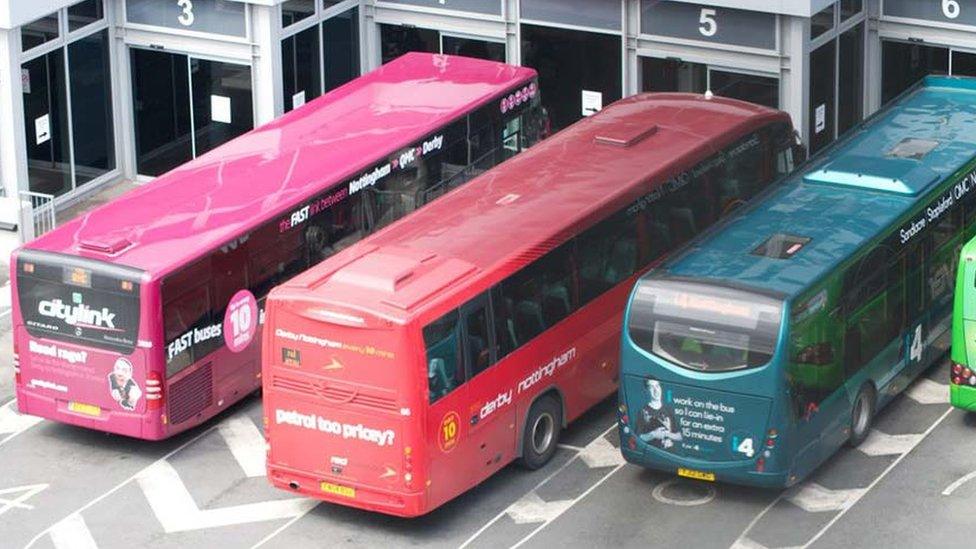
[459, 293, 514, 478]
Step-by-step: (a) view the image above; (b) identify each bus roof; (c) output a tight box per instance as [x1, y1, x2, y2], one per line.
[23, 53, 537, 277]
[277, 92, 790, 322]
[663, 76, 976, 299]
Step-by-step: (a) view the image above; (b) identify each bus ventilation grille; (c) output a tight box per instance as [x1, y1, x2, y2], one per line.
[273, 375, 399, 412]
[169, 363, 214, 424]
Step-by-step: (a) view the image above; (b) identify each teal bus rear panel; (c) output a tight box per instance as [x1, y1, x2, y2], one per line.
[620, 76, 976, 487]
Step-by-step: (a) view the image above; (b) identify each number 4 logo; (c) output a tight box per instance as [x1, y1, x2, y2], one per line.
[910, 324, 924, 363]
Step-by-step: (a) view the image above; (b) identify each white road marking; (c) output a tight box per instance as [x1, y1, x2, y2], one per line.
[511, 463, 625, 549]
[784, 482, 866, 513]
[506, 491, 574, 524]
[943, 470, 976, 496]
[729, 536, 770, 549]
[905, 378, 949, 405]
[457, 424, 617, 549]
[857, 430, 923, 457]
[136, 460, 315, 533]
[49, 514, 98, 549]
[578, 435, 625, 468]
[0, 400, 43, 446]
[0, 483, 47, 517]
[798, 407, 954, 549]
[217, 414, 267, 478]
[731, 405, 954, 549]
[25, 423, 220, 548]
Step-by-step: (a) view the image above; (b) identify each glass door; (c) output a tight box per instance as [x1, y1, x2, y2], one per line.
[131, 48, 253, 177]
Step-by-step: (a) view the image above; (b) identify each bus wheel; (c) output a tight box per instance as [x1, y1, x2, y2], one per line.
[848, 385, 875, 447]
[519, 395, 562, 470]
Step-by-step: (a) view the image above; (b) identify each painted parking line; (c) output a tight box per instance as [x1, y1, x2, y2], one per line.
[217, 413, 268, 478]
[0, 399, 42, 447]
[24, 423, 221, 548]
[457, 423, 618, 549]
[49, 514, 97, 549]
[730, 406, 954, 549]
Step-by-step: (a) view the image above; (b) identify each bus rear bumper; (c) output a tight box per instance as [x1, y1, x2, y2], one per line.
[621, 445, 791, 489]
[15, 387, 166, 440]
[950, 384, 976, 411]
[268, 464, 427, 517]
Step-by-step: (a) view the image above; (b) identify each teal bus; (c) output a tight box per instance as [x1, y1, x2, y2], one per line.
[618, 76, 976, 487]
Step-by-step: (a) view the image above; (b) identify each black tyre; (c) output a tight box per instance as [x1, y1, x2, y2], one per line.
[848, 385, 875, 447]
[519, 395, 562, 470]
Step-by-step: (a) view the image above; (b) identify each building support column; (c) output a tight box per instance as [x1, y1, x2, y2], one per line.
[0, 28, 28, 240]
[251, 4, 280, 124]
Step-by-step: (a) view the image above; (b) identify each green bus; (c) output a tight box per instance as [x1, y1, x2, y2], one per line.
[619, 76, 976, 487]
[952, 238, 976, 410]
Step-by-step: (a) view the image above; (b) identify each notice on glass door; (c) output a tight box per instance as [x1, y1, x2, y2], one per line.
[292, 90, 306, 109]
[35, 114, 50, 145]
[21, 68, 30, 94]
[211, 95, 232, 124]
[582, 90, 603, 117]
[815, 104, 826, 134]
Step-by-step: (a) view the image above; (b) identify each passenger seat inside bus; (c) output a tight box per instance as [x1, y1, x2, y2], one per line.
[428, 358, 453, 400]
[515, 300, 546, 341]
[604, 237, 637, 284]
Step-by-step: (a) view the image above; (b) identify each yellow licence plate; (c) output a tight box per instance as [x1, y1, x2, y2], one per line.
[677, 468, 715, 482]
[320, 482, 356, 499]
[68, 401, 102, 417]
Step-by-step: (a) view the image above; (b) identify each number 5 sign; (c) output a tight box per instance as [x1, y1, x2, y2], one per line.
[224, 289, 258, 352]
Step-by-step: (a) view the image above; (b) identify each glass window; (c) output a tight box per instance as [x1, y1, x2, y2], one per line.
[162, 258, 216, 376]
[282, 0, 315, 27]
[840, 0, 863, 21]
[323, 7, 360, 92]
[380, 24, 438, 65]
[190, 58, 254, 157]
[442, 35, 505, 62]
[810, 4, 835, 40]
[808, 41, 836, 154]
[640, 57, 706, 94]
[68, 0, 104, 32]
[521, 23, 621, 131]
[68, 30, 115, 186]
[22, 50, 72, 196]
[577, 210, 639, 303]
[492, 286, 518, 359]
[424, 310, 464, 402]
[953, 51, 976, 78]
[22, 13, 60, 52]
[881, 41, 947, 106]
[629, 279, 783, 373]
[709, 70, 779, 109]
[282, 25, 322, 111]
[837, 23, 864, 137]
[464, 299, 492, 377]
[131, 49, 192, 176]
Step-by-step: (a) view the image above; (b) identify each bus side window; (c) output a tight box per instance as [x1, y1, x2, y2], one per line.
[462, 293, 494, 378]
[212, 242, 249, 313]
[424, 310, 465, 403]
[162, 282, 212, 377]
[491, 285, 517, 361]
[841, 246, 892, 376]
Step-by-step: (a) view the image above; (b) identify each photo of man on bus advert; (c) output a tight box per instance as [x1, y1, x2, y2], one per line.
[108, 357, 142, 410]
[637, 378, 682, 449]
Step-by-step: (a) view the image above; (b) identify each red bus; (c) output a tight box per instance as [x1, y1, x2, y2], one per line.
[263, 92, 803, 516]
[12, 53, 544, 440]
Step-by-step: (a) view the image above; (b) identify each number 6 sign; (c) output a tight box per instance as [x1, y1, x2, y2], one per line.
[224, 289, 258, 352]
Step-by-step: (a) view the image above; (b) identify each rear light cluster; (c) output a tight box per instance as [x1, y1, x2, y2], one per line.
[952, 362, 976, 386]
[404, 446, 414, 487]
[145, 371, 163, 410]
[13, 341, 20, 385]
[755, 429, 778, 473]
[619, 404, 639, 450]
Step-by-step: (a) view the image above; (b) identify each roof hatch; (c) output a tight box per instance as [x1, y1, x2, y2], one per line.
[751, 234, 811, 259]
[802, 155, 939, 196]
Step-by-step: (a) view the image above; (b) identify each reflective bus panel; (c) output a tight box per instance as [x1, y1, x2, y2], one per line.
[263, 92, 799, 516]
[13, 53, 544, 440]
[620, 76, 976, 487]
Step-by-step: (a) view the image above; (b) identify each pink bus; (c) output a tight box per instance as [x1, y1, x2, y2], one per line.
[12, 53, 544, 440]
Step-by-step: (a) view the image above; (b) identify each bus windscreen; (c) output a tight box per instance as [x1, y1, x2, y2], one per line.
[629, 279, 782, 372]
[17, 254, 141, 354]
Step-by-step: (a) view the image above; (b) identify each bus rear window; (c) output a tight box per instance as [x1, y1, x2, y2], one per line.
[628, 279, 783, 373]
[17, 254, 142, 354]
